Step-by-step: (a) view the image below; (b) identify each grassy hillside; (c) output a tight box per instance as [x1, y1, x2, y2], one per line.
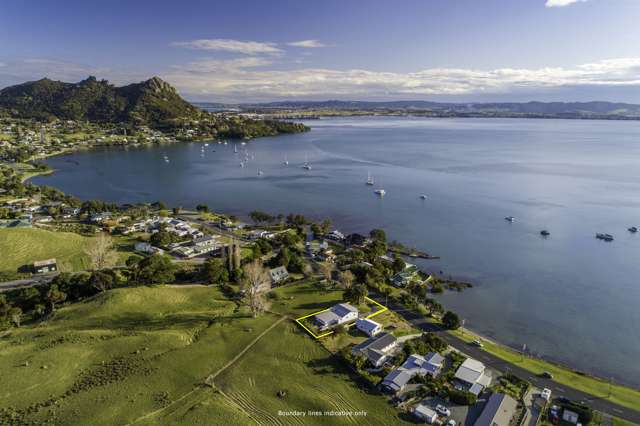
[0, 228, 94, 273]
[0, 285, 409, 425]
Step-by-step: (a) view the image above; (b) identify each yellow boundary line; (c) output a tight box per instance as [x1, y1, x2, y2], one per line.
[294, 296, 388, 340]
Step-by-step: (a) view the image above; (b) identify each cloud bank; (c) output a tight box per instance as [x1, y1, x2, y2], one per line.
[545, 0, 587, 7]
[287, 40, 326, 48]
[171, 39, 282, 55]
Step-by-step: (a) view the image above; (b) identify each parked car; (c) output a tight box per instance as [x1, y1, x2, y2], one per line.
[446, 420, 457, 426]
[435, 404, 451, 417]
[471, 339, 483, 347]
[541, 371, 554, 379]
[540, 388, 552, 401]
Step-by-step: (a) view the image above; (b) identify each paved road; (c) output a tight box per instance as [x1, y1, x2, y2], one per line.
[369, 293, 640, 424]
[0, 273, 58, 293]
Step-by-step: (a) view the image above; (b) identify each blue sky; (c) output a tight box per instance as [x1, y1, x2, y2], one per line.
[2, 0, 640, 102]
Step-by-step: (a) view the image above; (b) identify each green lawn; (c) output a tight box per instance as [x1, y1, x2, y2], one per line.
[0, 228, 95, 273]
[0, 285, 411, 425]
[452, 328, 640, 412]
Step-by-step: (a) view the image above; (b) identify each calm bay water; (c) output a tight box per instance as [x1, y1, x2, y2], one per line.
[34, 117, 640, 386]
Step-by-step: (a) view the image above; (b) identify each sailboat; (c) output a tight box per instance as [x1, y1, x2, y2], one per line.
[374, 179, 385, 196]
[283, 154, 289, 166]
[257, 169, 264, 176]
[366, 172, 374, 185]
[234, 144, 238, 153]
[302, 154, 312, 170]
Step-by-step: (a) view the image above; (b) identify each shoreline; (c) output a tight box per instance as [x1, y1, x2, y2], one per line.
[15, 130, 640, 396]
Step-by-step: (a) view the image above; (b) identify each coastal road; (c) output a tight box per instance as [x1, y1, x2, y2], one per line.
[369, 293, 640, 424]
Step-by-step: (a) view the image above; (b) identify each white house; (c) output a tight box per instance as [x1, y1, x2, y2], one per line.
[381, 369, 414, 393]
[413, 401, 438, 424]
[356, 318, 382, 337]
[314, 303, 359, 330]
[269, 266, 289, 284]
[454, 358, 492, 395]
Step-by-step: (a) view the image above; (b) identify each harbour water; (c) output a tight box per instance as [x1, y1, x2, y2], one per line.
[33, 116, 640, 387]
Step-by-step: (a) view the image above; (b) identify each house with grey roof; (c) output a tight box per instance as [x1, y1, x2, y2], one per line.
[352, 332, 398, 367]
[356, 318, 382, 337]
[314, 303, 359, 331]
[269, 266, 289, 284]
[474, 392, 518, 426]
[381, 352, 445, 394]
[454, 357, 492, 395]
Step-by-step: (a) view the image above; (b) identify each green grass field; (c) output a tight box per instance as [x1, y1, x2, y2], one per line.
[452, 327, 640, 412]
[0, 228, 95, 273]
[0, 285, 410, 425]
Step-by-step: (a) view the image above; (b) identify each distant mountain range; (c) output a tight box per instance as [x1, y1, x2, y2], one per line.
[0, 76, 200, 125]
[200, 99, 640, 119]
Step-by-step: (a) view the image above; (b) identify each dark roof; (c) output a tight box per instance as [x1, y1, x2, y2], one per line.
[355, 332, 397, 352]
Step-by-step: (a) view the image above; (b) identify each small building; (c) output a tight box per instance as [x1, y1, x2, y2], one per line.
[562, 409, 580, 425]
[352, 332, 398, 367]
[135, 242, 163, 254]
[33, 259, 57, 274]
[327, 230, 345, 241]
[381, 368, 413, 394]
[269, 266, 289, 284]
[454, 357, 492, 395]
[356, 318, 382, 337]
[193, 236, 217, 248]
[314, 303, 359, 330]
[474, 392, 518, 426]
[413, 401, 438, 424]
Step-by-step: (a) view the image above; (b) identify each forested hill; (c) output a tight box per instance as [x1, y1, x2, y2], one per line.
[0, 76, 201, 125]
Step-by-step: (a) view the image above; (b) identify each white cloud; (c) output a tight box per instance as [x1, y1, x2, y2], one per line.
[545, 0, 587, 7]
[287, 40, 326, 48]
[160, 57, 640, 101]
[171, 39, 282, 55]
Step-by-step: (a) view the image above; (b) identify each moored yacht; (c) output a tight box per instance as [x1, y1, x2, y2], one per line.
[366, 172, 374, 185]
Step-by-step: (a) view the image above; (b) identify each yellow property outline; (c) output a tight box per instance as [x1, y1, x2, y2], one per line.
[294, 296, 388, 339]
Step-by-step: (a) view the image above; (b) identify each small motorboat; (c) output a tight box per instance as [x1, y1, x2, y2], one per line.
[540, 230, 550, 237]
[505, 216, 515, 222]
[628, 226, 638, 233]
[374, 189, 386, 196]
[596, 233, 614, 241]
[420, 194, 428, 200]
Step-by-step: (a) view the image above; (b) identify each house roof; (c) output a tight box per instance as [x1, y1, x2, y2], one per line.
[356, 318, 381, 333]
[270, 266, 288, 278]
[382, 369, 413, 389]
[474, 393, 518, 426]
[332, 303, 358, 317]
[357, 332, 396, 352]
[314, 310, 340, 326]
[425, 352, 445, 367]
[455, 358, 486, 385]
[33, 258, 56, 267]
[414, 402, 438, 420]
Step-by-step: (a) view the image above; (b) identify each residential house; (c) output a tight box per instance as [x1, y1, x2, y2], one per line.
[90, 212, 112, 223]
[474, 393, 518, 426]
[352, 332, 398, 367]
[33, 259, 57, 274]
[345, 233, 368, 247]
[134, 242, 164, 254]
[326, 230, 345, 241]
[381, 352, 445, 394]
[269, 266, 289, 284]
[562, 409, 580, 425]
[454, 358, 492, 395]
[314, 303, 359, 330]
[412, 401, 439, 424]
[356, 318, 382, 337]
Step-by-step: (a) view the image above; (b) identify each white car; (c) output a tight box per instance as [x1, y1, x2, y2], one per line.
[540, 388, 552, 401]
[446, 420, 456, 426]
[436, 404, 451, 417]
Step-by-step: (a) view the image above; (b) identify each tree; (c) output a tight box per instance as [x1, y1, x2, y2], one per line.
[249, 210, 274, 225]
[9, 307, 22, 327]
[196, 204, 209, 213]
[319, 262, 333, 283]
[85, 232, 118, 270]
[45, 284, 67, 314]
[134, 254, 176, 285]
[381, 285, 393, 306]
[392, 256, 406, 274]
[339, 270, 354, 289]
[172, 207, 181, 216]
[344, 283, 368, 305]
[150, 230, 177, 248]
[241, 260, 271, 318]
[90, 271, 114, 293]
[369, 228, 387, 243]
[201, 258, 229, 284]
[442, 311, 461, 330]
